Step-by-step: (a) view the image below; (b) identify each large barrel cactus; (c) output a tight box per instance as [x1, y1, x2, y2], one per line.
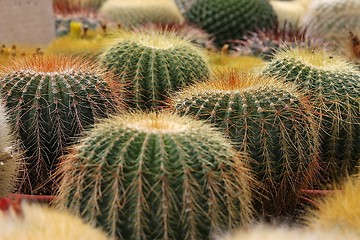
[261, 47, 360, 184]
[100, 30, 210, 110]
[0, 56, 121, 195]
[56, 112, 253, 239]
[185, 0, 277, 47]
[172, 71, 320, 216]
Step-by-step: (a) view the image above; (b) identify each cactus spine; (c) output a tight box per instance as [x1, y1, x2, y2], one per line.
[0, 201, 108, 240]
[172, 71, 320, 216]
[100, 31, 210, 110]
[56, 112, 253, 239]
[261, 47, 360, 183]
[0, 56, 121, 195]
[185, 0, 277, 47]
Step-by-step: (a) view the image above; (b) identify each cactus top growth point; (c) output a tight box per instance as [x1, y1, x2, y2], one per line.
[261, 47, 360, 183]
[56, 112, 253, 240]
[0, 56, 121, 195]
[172, 71, 320, 216]
[185, 0, 277, 47]
[100, 30, 210, 110]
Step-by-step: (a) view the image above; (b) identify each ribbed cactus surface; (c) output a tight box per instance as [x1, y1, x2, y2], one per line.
[172, 71, 320, 216]
[185, 0, 277, 47]
[100, 31, 210, 110]
[0, 202, 108, 240]
[301, 0, 360, 46]
[0, 56, 120, 195]
[261, 48, 360, 183]
[56, 112, 253, 240]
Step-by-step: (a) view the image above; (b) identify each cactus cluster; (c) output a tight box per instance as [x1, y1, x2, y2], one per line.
[301, 0, 360, 46]
[0, 201, 108, 240]
[261, 47, 360, 183]
[185, 0, 277, 47]
[56, 112, 253, 239]
[100, 30, 210, 110]
[99, 0, 183, 28]
[0, 56, 121, 195]
[171, 70, 320, 216]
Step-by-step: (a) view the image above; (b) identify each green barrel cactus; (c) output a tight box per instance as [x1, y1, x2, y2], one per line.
[0, 56, 121, 195]
[301, 0, 360, 46]
[185, 0, 277, 47]
[100, 30, 210, 110]
[99, 0, 183, 28]
[0, 101, 20, 198]
[56, 112, 253, 240]
[261, 47, 360, 184]
[172, 71, 320, 216]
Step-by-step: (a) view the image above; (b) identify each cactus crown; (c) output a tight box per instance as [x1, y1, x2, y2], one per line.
[273, 47, 358, 72]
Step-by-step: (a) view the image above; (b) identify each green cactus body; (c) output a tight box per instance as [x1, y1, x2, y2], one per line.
[0, 56, 120, 195]
[172, 71, 320, 216]
[100, 31, 210, 110]
[261, 48, 360, 183]
[99, 0, 183, 28]
[301, 0, 360, 46]
[56, 112, 253, 239]
[185, 0, 277, 47]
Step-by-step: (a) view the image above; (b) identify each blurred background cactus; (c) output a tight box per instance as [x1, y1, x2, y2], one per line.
[56, 112, 254, 239]
[261, 47, 360, 185]
[0, 201, 108, 240]
[172, 70, 320, 217]
[184, 0, 277, 47]
[301, 0, 360, 47]
[100, 30, 210, 110]
[99, 0, 183, 28]
[0, 56, 121, 195]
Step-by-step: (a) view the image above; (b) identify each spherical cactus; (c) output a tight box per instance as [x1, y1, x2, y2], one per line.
[306, 176, 360, 235]
[55, 112, 254, 240]
[301, 0, 360, 46]
[0, 201, 108, 240]
[171, 70, 320, 217]
[0, 56, 121, 195]
[261, 47, 360, 184]
[99, 0, 183, 28]
[0, 101, 20, 198]
[219, 223, 360, 240]
[185, 0, 277, 47]
[100, 30, 210, 110]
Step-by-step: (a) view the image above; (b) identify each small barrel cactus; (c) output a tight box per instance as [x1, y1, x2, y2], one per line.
[99, 0, 183, 28]
[0, 201, 108, 240]
[306, 176, 360, 235]
[185, 0, 277, 47]
[100, 30, 210, 110]
[301, 0, 360, 46]
[0, 56, 121, 195]
[0, 101, 20, 198]
[261, 47, 360, 184]
[171, 70, 320, 216]
[56, 112, 253, 240]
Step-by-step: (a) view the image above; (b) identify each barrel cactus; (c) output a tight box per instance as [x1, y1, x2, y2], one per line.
[0, 201, 108, 240]
[0, 56, 121, 195]
[301, 0, 360, 46]
[261, 47, 360, 184]
[185, 0, 277, 47]
[56, 112, 253, 239]
[171, 71, 320, 217]
[0, 101, 20, 198]
[100, 30, 210, 110]
[99, 0, 183, 28]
